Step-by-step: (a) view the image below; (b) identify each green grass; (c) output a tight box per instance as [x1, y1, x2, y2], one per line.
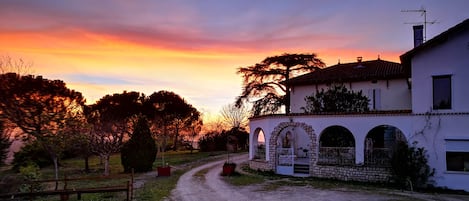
[0, 150, 226, 201]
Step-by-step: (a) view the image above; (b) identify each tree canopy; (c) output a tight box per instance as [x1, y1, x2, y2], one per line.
[145, 90, 201, 152]
[0, 73, 85, 180]
[236, 53, 325, 116]
[302, 84, 370, 113]
[85, 91, 144, 176]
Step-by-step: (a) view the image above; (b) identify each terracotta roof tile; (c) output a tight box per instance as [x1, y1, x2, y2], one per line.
[287, 59, 408, 86]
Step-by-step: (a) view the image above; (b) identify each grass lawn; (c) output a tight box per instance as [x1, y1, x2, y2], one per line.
[0, 150, 226, 201]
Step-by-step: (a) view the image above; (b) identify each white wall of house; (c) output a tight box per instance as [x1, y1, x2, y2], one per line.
[290, 79, 411, 113]
[411, 28, 469, 114]
[249, 113, 469, 191]
[249, 114, 414, 164]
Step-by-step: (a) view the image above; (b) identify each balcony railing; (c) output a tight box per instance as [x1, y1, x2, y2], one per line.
[365, 148, 392, 167]
[318, 147, 355, 165]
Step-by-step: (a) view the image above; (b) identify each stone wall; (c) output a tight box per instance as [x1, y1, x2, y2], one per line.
[311, 165, 392, 183]
[249, 160, 272, 171]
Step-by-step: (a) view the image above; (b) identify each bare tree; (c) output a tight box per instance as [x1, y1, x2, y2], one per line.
[220, 104, 249, 130]
[0, 55, 33, 75]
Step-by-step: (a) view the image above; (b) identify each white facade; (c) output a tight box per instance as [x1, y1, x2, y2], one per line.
[249, 19, 469, 191]
[290, 79, 411, 113]
[410, 27, 469, 113]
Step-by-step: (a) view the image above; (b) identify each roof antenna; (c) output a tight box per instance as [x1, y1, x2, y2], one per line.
[402, 6, 437, 42]
[377, 54, 380, 60]
[338, 59, 340, 64]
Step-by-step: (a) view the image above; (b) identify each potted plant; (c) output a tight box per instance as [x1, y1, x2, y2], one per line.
[222, 161, 236, 176]
[222, 134, 237, 176]
[157, 131, 171, 176]
[157, 119, 171, 176]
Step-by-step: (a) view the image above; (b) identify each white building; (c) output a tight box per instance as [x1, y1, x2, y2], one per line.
[248, 19, 469, 191]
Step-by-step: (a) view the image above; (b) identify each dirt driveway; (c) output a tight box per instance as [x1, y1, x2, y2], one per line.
[167, 154, 469, 201]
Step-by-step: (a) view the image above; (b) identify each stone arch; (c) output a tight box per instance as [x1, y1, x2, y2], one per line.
[318, 125, 355, 165]
[252, 127, 266, 160]
[364, 125, 407, 166]
[269, 122, 316, 167]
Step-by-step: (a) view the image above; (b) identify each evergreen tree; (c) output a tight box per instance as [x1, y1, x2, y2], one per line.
[121, 116, 157, 173]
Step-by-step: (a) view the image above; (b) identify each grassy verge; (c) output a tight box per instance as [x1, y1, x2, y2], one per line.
[0, 150, 227, 201]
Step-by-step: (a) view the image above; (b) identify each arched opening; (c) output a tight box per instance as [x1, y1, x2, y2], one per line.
[270, 122, 316, 176]
[364, 125, 407, 166]
[318, 126, 355, 165]
[253, 128, 266, 160]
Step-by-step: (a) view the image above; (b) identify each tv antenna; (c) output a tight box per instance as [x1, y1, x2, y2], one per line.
[401, 7, 437, 42]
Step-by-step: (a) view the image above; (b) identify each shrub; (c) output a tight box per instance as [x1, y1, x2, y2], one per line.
[12, 141, 51, 171]
[18, 162, 43, 192]
[391, 141, 434, 190]
[121, 116, 157, 173]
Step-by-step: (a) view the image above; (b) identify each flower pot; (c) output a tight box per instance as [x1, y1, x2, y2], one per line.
[222, 163, 236, 176]
[157, 166, 171, 176]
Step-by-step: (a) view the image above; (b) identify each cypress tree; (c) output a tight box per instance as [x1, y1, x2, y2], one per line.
[121, 116, 157, 173]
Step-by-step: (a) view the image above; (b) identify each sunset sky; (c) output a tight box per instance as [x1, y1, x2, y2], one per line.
[1, 0, 468, 120]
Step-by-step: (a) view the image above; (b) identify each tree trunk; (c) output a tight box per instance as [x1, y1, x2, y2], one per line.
[103, 154, 110, 176]
[53, 157, 59, 190]
[84, 156, 90, 173]
[173, 126, 179, 151]
[285, 66, 291, 114]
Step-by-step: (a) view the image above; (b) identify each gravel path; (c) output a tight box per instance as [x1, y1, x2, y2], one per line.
[166, 154, 469, 201]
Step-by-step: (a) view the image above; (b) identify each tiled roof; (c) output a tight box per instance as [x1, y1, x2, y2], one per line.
[286, 59, 408, 86]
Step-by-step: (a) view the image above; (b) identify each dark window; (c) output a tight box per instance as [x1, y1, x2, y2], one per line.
[446, 152, 469, 171]
[433, 75, 452, 109]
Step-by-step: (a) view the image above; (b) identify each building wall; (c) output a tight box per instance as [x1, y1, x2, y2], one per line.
[290, 79, 411, 113]
[411, 28, 469, 114]
[249, 113, 469, 191]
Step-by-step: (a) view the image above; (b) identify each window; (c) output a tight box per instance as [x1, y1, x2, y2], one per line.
[446, 152, 469, 172]
[368, 89, 381, 110]
[433, 75, 452, 109]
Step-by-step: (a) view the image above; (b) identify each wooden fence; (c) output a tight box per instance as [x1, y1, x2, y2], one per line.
[0, 172, 134, 201]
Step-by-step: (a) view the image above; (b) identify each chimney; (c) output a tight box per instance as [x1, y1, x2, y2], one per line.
[413, 25, 424, 47]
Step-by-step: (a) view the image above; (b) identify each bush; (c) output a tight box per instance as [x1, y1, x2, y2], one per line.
[12, 141, 52, 171]
[121, 116, 157, 173]
[198, 128, 249, 152]
[391, 141, 434, 189]
[18, 162, 43, 192]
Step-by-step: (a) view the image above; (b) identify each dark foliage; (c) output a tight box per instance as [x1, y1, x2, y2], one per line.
[236, 53, 325, 116]
[0, 120, 12, 166]
[391, 141, 435, 189]
[198, 128, 249, 152]
[12, 141, 51, 171]
[121, 116, 157, 173]
[320, 126, 354, 147]
[303, 84, 369, 113]
[144, 90, 201, 151]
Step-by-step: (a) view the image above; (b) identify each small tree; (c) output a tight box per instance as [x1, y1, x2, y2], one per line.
[391, 141, 434, 190]
[121, 116, 157, 173]
[302, 84, 369, 113]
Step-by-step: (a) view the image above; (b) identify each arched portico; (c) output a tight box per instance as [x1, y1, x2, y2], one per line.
[252, 128, 266, 160]
[318, 125, 356, 165]
[269, 122, 316, 175]
[364, 125, 407, 166]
